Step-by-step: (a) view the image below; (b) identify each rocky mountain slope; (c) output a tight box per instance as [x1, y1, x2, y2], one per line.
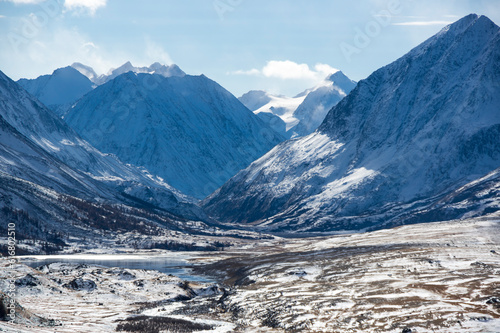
[65, 72, 284, 199]
[204, 14, 500, 233]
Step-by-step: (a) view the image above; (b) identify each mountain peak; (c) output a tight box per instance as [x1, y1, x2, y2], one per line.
[455, 13, 492, 27]
[442, 13, 497, 35]
[325, 71, 356, 91]
[17, 65, 94, 116]
[149, 62, 164, 70]
[239, 90, 275, 111]
[325, 70, 343, 81]
[108, 61, 134, 76]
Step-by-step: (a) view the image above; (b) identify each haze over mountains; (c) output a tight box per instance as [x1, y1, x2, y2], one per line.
[204, 14, 500, 233]
[17, 66, 94, 117]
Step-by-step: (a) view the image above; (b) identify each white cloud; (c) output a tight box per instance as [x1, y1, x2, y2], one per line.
[262, 60, 314, 80]
[393, 20, 453, 26]
[228, 60, 340, 96]
[229, 68, 260, 76]
[314, 63, 339, 76]
[231, 60, 338, 81]
[1, 27, 114, 78]
[64, 0, 107, 15]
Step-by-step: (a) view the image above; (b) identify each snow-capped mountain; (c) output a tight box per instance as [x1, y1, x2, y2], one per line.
[89, 61, 186, 85]
[238, 71, 356, 138]
[0, 69, 204, 220]
[203, 14, 500, 233]
[17, 62, 187, 117]
[64, 71, 285, 199]
[240, 91, 305, 136]
[17, 66, 94, 117]
[291, 71, 356, 137]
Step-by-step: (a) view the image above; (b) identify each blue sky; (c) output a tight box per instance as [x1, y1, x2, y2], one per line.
[1, 0, 499, 97]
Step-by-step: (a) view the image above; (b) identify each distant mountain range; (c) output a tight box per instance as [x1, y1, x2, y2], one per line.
[203, 14, 500, 233]
[239, 71, 356, 138]
[17, 66, 94, 117]
[17, 62, 185, 117]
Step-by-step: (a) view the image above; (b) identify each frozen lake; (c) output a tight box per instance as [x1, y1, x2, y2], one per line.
[18, 253, 213, 283]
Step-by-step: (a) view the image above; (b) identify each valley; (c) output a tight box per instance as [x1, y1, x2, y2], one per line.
[1, 217, 500, 332]
[0, 8, 499, 333]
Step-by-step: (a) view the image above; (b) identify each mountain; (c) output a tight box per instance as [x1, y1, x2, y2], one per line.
[64, 71, 285, 199]
[203, 14, 500, 233]
[90, 61, 186, 85]
[17, 66, 94, 117]
[0, 69, 204, 221]
[291, 71, 356, 137]
[240, 91, 305, 137]
[238, 72, 356, 138]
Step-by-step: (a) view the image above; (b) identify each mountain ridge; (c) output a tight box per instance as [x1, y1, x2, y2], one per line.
[239, 71, 356, 138]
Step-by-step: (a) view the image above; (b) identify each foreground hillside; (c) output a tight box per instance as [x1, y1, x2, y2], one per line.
[1, 216, 499, 332]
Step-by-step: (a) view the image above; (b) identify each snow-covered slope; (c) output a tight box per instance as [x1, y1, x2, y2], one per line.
[64, 72, 285, 199]
[238, 72, 356, 138]
[291, 71, 356, 137]
[203, 14, 500, 233]
[17, 67, 94, 117]
[0, 69, 203, 220]
[239, 91, 306, 136]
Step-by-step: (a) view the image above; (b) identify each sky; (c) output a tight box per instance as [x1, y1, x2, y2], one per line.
[0, 0, 499, 97]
